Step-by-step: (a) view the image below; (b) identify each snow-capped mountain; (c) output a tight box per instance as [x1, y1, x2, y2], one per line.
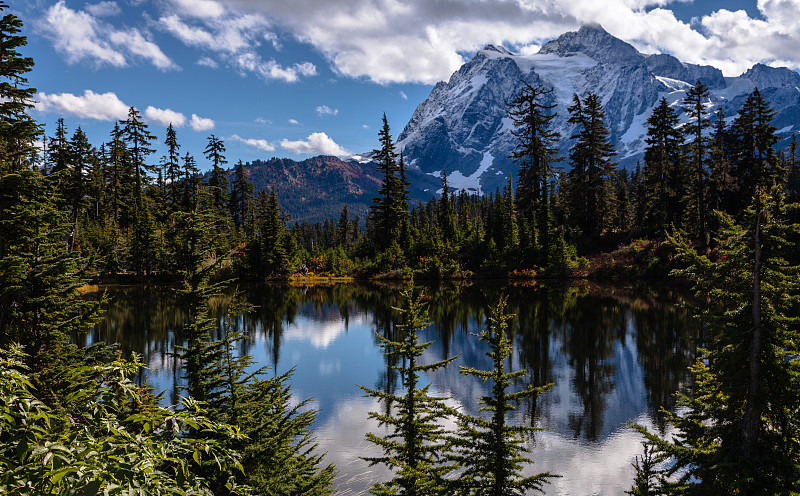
[396, 24, 800, 195]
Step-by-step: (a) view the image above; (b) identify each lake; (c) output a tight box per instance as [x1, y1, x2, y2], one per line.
[77, 281, 695, 495]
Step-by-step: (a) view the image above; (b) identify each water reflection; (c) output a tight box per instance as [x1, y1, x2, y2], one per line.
[78, 281, 694, 495]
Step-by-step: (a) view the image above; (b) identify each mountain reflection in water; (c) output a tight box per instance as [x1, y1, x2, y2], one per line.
[78, 281, 694, 495]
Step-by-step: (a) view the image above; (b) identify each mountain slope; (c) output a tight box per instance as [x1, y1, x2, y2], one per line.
[396, 24, 800, 195]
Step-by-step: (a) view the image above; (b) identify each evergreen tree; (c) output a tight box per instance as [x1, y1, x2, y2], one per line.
[182, 151, 199, 212]
[707, 110, 736, 218]
[506, 82, 560, 262]
[46, 118, 69, 176]
[637, 187, 800, 494]
[683, 80, 711, 243]
[788, 133, 800, 202]
[565, 92, 616, 237]
[730, 88, 780, 205]
[164, 123, 181, 212]
[249, 187, 288, 276]
[439, 168, 457, 242]
[368, 114, 407, 251]
[450, 296, 554, 495]
[360, 285, 459, 495]
[66, 126, 93, 251]
[641, 98, 686, 236]
[0, 2, 38, 173]
[228, 159, 254, 233]
[122, 106, 156, 208]
[204, 134, 228, 213]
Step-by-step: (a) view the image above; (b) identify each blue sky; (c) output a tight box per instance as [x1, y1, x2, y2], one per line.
[14, 0, 797, 171]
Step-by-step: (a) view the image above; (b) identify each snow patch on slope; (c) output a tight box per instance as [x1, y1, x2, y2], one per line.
[433, 151, 494, 194]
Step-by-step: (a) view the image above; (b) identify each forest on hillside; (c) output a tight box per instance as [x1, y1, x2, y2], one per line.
[2, 2, 800, 494]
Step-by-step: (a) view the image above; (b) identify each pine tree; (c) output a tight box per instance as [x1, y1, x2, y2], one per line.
[122, 106, 156, 208]
[641, 98, 686, 236]
[683, 80, 711, 243]
[450, 296, 554, 495]
[565, 92, 616, 237]
[204, 134, 228, 213]
[250, 187, 288, 276]
[360, 285, 459, 495]
[228, 159, 254, 233]
[164, 123, 181, 212]
[788, 133, 800, 202]
[707, 110, 736, 218]
[66, 126, 93, 251]
[636, 187, 800, 494]
[506, 82, 560, 263]
[730, 89, 779, 206]
[368, 114, 407, 251]
[0, 2, 38, 173]
[182, 152, 199, 212]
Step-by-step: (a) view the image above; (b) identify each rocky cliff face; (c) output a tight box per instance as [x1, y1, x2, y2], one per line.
[396, 25, 800, 196]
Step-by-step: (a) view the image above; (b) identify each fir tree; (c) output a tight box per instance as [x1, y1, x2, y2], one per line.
[360, 285, 459, 495]
[730, 89, 780, 206]
[450, 296, 554, 495]
[228, 159, 254, 233]
[506, 82, 560, 263]
[182, 151, 199, 212]
[683, 80, 711, 243]
[122, 106, 156, 208]
[641, 98, 686, 236]
[565, 92, 616, 237]
[204, 134, 229, 213]
[0, 2, 39, 173]
[369, 114, 407, 251]
[164, 123, 182, 212]
[636, 187, 800, 494]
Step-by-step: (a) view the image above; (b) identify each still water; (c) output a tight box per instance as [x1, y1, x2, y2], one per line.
[79, 281, 695, 495]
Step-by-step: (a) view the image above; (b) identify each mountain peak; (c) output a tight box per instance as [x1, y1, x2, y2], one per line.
[481, 44, 513, 55]
[742, 63, 800, 88]
[539, 24, 643, 65]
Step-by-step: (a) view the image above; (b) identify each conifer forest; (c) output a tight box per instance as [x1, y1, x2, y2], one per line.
[2, 3, 800, 495]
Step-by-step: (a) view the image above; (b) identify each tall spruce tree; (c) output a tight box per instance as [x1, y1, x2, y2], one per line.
[204, 134, 229, 213]
[122, 106, 156, 208]
[565, 92, 616, 237]
[641, 98, 686, 236]
[450, 296, 554, 495]
[506, 82, 560, 263]
[164, 123, 182, 212]
[369, 114, 407, 251]
[228, 159, 254, 233]
[683, 80, 711, 243]
[730, 88, 779, 206]
[360, 285, 459, 495]
[636, 187, 800, 494]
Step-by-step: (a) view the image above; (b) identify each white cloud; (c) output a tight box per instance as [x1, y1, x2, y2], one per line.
[288, 118, 299, 125]
[170, 0, 225, 18]
[224, 0, 800, 83]
[316, 105, 338, 117]
[399, 91, 408, 100]
[255, 117, 272, 124]
[159, 11, 317, 83]
[362, 124, 369, 129]
[190, 114, 216, 131]
[39, 1, 175, 70]
[280, 132, 349, 156]
[35, 89, 129, 121]
[144, 106, 186, 127]
[229, 133, 275, 151]
[39, 1, 126, 67]
[109, 29, 176, 70]
[197, 56, 219, 68]
[84, 1, 120, 17]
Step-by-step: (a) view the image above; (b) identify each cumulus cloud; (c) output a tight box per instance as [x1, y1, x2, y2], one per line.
[144, 106, 186, 127]
[109, 29, 176, 70]
[84, 1, 120, 17]
[316, 105, 338, 117]
[223, 0, 800, 82]
[229, 133, 275, 151]
[280, 132, 349, 156]
[39, 1, 175, 70]
[170, 0, 225, 18]
[158, 10, 316, 82]
[190, 114, 216, 131]
[288, 118, 299, 125]
[35, 89, 129, 121]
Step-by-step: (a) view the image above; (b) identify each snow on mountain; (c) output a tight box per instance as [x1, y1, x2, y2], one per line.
[396, 24, 800, 196]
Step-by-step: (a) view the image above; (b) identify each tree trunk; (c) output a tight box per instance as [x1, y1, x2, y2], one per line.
[742, 191, 762, 459]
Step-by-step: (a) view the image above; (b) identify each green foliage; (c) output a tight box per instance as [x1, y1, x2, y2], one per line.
[360, 285, 459, 495]
[0, 344, 247, 496]
[450, 296, 554, 495]
[636, 187, 800, 495]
